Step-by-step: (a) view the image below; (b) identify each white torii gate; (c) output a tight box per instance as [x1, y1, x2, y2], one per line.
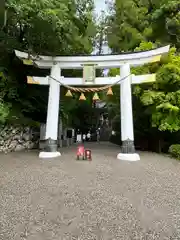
[15, 45, 170, 161]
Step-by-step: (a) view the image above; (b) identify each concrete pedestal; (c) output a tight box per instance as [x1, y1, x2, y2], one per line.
[117, 153, 140, 161]
[39, 151, 61, 159]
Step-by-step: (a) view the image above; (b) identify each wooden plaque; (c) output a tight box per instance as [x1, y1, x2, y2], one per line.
[83, 65, 95, 83]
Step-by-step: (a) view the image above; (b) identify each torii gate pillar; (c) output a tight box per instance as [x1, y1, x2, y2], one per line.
[118, 64, 140, 161]
[39, 64, 61, 158]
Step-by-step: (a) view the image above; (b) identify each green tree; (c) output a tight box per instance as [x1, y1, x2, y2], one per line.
[136, 47, 180, 132]
[107, 0, 180, 52]
[3, 0, 96, 56]
[107, 0, 150, 52]
[151, 0, 180, 50]
[105, 0, 180, 151]
[0, 0, 96, 124]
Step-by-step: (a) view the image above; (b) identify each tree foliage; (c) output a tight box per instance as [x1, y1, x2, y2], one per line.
[0, 0, 96, 124]
[107, 0, 180, 52]
[137, 47, 180, 132]
[105, 0, 180, 151]
[3, 0, 96, 56]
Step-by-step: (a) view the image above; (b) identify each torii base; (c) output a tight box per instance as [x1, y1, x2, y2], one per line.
[117, 153, 140, 161]
[39, 151, 61, 159]
[39, 138, 61, 158]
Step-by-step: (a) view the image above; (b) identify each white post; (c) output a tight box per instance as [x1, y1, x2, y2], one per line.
[120, 64, 134, 142]
[39, 63, 61, 158]
[117, 63, 140, 161]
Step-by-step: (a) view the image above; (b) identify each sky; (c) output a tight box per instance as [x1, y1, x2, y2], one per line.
[95, 0, 107, 15]
[94, 0, 111, 54]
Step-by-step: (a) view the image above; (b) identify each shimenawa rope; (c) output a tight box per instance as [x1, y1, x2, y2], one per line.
[48, 74, 131, 93]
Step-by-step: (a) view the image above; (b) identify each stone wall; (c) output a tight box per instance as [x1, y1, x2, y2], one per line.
[0, 125, 40, 153]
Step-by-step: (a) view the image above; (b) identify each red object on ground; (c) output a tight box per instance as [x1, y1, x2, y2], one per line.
[77, 145, 85, 157]
[85, 149, 92, 161]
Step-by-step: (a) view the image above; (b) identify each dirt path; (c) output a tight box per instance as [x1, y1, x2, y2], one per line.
[0, 142, 180, 240]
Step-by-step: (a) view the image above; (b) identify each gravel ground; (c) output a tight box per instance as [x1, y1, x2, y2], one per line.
[1, 142, 180, 240]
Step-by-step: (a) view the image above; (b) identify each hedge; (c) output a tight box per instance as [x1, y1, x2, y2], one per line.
[169, 144, 180, 160]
